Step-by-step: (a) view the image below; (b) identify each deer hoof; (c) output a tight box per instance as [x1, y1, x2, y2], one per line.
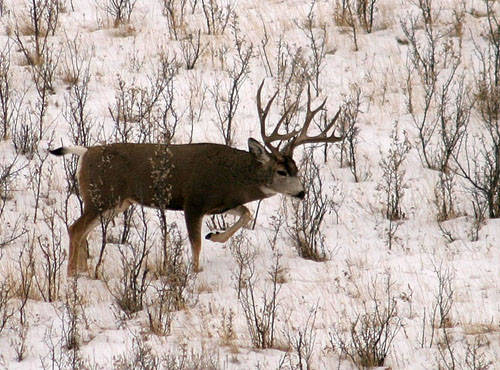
[193, 265, 203, 273]
[206, 232, 228, 243]
[205, 231, 220, 240]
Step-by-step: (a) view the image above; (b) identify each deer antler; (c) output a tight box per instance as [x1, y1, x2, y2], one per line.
[282, 84, 342, 156]
[256, 80, 299, 157]
[257, 80, 342, 157]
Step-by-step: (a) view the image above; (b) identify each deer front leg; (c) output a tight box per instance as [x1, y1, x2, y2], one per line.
[205, 205, 252, 243]
[184, 208, 204, 272]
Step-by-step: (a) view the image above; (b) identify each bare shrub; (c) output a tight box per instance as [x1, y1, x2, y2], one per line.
[102, 0, 137, 27]
[401, 0, 464, 171]
[468, 194, 487, 242]
[377, 125, 410, 250]
[262, 37, 310, 103]
[185, 75, 207, 143]
[338, 85, 363, 180]
[11, 0, 61, 66]
[283, 304, 319, 370]
[434, 170, 459, 222]
[418, 262, 455, 350]
[180, 30, 207, 70]
[0, 271, 15, 335]
[61, 278, 86, 352]
[147, 222, 195, 336]
[14, 244, 35, 324]
[61, 32, 92, 87]
[109, 56, 179, 143]
[93, 208, 115, 278]
[296, 0, 327, 96]
[61, 56, 94, 215]
[334, 0, 379, 34]
[162, 0, 188, 40]
[257, 19, 272, 77]
[63, 54, 93, 147]
[27, 148, 53, 223]
[200, 0, 235, 35]
[432, 263, 457, 369]
[30, 45, 59, 94]
[113, 333, 160, 369]
[12, 44, 56, 158]
[378, 124, 410, 221]
[454, 1, 500, 220]
[429, 327, 493, 369]
[10, 245, 35, 362]
[0, 42, 16, 140]
[146, 280, 175, 336]
[11, 322, 29, 362]
[274, 40, 310, 117]
[357, 0, 378, 33]
[40, 324, 88, 370]
[230, 233, 257, 300]
[116, 339, 220, 369]
[455, 131, 500, 220]
[40, 279, 88, 369]
[156, 233, 194, 309]
[218, 308, 236, 347]
[232, 235, 282, 349]
[211, 26, 253, 146]
[0, 154, 18, 204]
[0, 155, 26, 248]
[433, 75, 471, 173]
[33, 207, 66, 302]
[11, 111, 38, 159]
[432, 263, 454, 330]
[286, 150, 337, 261]
[329, 277, 402, 368]
[12, 54, 55, 157]
[332, 0, 359, 51]
[109, 77, 157, 143]
[160, 342, 221, 369]
[464, 335, 493, 370]
[107, 207, 152, 315]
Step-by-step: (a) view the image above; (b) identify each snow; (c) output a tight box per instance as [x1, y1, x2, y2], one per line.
[0, 0, 499, 368]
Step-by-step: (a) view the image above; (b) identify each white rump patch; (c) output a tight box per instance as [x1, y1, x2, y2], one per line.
[67, 146, 88, 157]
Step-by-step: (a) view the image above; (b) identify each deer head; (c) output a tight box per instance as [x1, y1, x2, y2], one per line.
[255, 79, 342, 179]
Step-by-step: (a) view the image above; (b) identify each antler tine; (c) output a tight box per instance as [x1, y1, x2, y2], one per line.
[257, 80, 300, 156]
[256, 80, 277, 126]
[283, 85, 343, 155]
[302, 83, 327, 136]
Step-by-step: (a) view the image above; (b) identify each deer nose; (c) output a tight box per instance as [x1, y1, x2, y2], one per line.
[295, 191, 305, 199]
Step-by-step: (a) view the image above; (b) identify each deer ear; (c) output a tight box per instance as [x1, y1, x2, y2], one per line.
[248, 138, 271, 163]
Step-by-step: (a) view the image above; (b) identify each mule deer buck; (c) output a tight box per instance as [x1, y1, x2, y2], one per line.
[50, 82, 342, 276]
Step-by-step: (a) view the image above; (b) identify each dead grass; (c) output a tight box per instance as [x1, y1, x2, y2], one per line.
[463, 323, 499, 336]
[111, 24, 137, 38]
[218, 308, 237, 347]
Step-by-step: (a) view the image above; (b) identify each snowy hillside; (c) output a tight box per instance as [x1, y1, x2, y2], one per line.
[0, 0, 499, 368]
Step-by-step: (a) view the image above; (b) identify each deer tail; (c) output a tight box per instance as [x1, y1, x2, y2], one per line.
[49, 146, 88, 157]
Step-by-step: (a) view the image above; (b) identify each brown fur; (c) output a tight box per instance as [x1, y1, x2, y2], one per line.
[51, 141, 303, 276]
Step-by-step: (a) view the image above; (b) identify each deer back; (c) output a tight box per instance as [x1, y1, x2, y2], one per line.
[77, 142, 279, 215]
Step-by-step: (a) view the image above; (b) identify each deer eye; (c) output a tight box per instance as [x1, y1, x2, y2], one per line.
[277, 170, 287, 176]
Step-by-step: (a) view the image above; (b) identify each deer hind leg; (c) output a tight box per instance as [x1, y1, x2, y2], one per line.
[185, 209, 204, 272]
[94, 201, 132, 278]
[205, 205, 252, 243]
[68, 208, 99, 277]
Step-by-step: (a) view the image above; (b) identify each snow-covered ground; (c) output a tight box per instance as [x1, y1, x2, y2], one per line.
[0, 0, 499, 368]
